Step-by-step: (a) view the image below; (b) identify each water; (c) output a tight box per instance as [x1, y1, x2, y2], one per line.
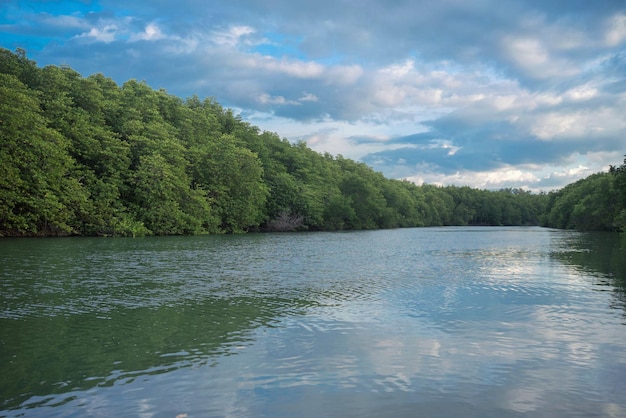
[1, 227, 625, 417]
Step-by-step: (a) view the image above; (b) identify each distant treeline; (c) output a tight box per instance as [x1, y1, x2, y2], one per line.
[0, 48, 623, 236]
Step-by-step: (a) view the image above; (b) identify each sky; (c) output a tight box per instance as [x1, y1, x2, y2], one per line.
[2, 0, 626, 191]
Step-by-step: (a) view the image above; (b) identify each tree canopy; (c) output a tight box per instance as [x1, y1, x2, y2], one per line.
[539, 157, 626, 232]
[0, 48, 622, 236]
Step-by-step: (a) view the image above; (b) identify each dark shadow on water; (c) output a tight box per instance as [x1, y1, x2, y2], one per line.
[551, 231, 626, 316]
[0, 235, 316, 412]
[0, 296, 311, 411]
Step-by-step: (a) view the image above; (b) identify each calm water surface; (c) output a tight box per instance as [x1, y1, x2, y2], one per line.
[1, 227, 625, 417]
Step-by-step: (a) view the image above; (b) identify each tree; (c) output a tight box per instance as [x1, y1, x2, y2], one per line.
[131, 153, 215, 235]
[542, 173, 619, 231]
[610, 156, 626, 231]
[190, 135, 268, 232]
[0, 73, 87, 235]
[35, 66, 136, 235]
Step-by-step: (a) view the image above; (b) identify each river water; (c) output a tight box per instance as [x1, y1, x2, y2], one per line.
[1, 227, 625, 417]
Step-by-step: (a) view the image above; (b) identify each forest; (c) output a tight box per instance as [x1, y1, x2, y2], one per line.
[1, 48, 624, 237]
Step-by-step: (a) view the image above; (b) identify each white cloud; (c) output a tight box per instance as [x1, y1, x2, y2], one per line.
[507, 37, 550, 67]
[298, 92, 319, 102]
[130, 23, 165, 41]
[563, 85, 599, 101]
[501, 36, 579, 79]
[77, 24, 120, 43]
[406, 167, 541, 190]
[604, 13, 626, 47]
[211, 25, 255, 47]
[257, 93, 296, 105]
[40, 14, 89, 30]
[548, 165, 594, 179]
[257, 92, 318, 105]
[379, 59, 415, 77]
[263, 57, 325, 78]
[531, 112, 582, 140]
[326, 64, 364, 85]
[530, 107, 624, 141]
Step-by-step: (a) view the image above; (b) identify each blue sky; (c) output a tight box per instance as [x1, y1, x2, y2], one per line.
[2, 0, 626, 190]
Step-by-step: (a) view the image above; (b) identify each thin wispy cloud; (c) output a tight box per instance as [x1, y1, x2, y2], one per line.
[1, 0, 625, 190]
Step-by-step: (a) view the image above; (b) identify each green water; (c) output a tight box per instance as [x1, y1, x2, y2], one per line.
[1, 227, 625, 417]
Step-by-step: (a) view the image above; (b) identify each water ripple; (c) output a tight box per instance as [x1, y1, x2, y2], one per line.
[1, 228, 626, 417]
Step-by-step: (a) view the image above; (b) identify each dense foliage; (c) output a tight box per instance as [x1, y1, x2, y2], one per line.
[1, 48, 620, 236]
[540, 158, 626, 232]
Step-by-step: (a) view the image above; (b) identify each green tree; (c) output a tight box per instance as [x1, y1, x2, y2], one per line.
[36, 66, 135, 235]
[542, 173, 619, 231]
[0, 73, 87, 235]
[339, 172, 386, 229]
[190, 135, 268, 232]
[610, 156, 626, 231]
[131, 153, 215, 235]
